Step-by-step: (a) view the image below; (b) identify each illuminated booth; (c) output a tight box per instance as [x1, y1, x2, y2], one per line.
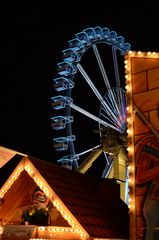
[125, 51, 159, 240]
[0, 154, 129, 240]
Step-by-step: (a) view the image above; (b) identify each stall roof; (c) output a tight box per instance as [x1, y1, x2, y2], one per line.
[0, 155, 129, 239]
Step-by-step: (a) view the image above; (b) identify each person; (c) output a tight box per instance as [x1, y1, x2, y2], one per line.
[136, 147, 159, 240]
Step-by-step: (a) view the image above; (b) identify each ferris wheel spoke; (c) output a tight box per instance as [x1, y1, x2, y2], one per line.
[100, 115, 118, 130]
[117, 90, 126, 121]
[77, 62, 103, 100]
[76, 63, 118, 121]
[100, 110, 121, 130]
[109, 88, 120, 113]
[115, 88, 127, 127]
[70, 102, 120, 131]
[105, 91, 120, 117]
[112, 45, 121, 87]
[92, 44, 110, 89]
[88, 45, 122, 121]
[101, 96, 122, 129]
[92, 44, 121, 119]
[101, 88, 127, 131]
[101, 103, 118, 125]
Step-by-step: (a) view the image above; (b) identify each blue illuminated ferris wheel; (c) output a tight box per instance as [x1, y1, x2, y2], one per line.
[51, 26, 131, 182]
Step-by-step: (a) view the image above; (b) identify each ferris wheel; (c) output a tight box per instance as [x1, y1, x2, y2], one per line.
[51, 26, 131, 200]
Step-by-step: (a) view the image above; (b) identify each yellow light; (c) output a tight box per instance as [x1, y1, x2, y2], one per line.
[126, 129, 133, 136]
[127, 146, 133, 152]
[0, 193, 3, 198]
[128, 177, 134, 186]
[126, 117, 131, 123]
[0, 226, 4, 235]
[128, 50, 135, 56]
[128, 165, 132, 171]
[128, 204, 132, 209]
[125, 74, 130, 80]
[64, 214, 69, 219]
[126, 106, 130, 112]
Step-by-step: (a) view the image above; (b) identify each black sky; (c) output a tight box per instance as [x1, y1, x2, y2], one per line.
[3, 2, 159, 165]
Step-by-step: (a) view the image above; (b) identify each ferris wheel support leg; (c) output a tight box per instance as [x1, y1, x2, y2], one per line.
[76, 149, 103, 174]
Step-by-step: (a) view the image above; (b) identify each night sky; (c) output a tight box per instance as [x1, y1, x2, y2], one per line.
[3, 2, 159, 167]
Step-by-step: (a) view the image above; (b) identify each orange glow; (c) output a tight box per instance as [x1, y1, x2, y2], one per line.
[0, 157, 89, 239]
[125, 50, 159, 239]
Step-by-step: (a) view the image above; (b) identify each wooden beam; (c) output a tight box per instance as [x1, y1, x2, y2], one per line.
[133, 103, 159, 140]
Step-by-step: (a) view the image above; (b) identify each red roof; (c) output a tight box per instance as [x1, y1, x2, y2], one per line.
[28, 156, 130, 239]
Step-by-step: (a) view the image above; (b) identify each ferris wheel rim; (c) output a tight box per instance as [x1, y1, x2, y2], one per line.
[52, 26, 131, 169]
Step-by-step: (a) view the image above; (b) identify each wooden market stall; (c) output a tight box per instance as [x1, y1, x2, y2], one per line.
[0, 155, 129, 240]
[125, 51, 159, 240]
